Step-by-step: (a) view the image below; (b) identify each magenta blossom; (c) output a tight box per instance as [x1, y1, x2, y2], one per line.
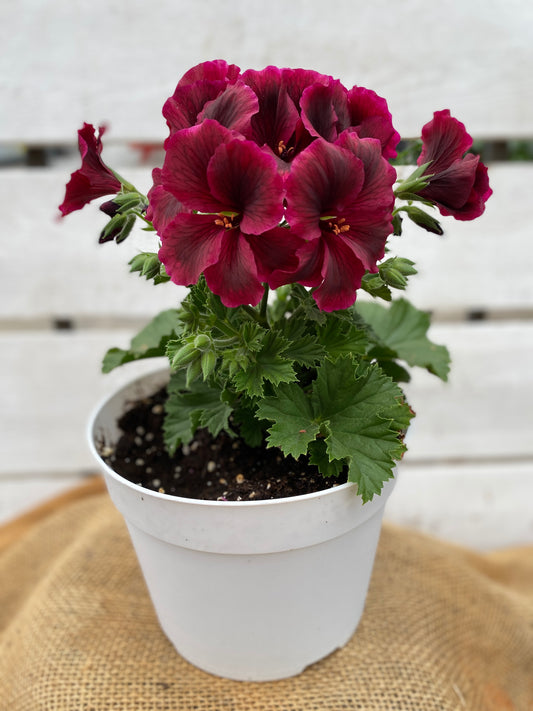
[242, 66, 330, 166]
[58, 123, 121, 216]
[162, 60, 258, 140]
[300, 81, 400, 160]
[415, 110, 492, 220]
[157, 120, 302, 307]
[275, 133, 396, 311]
[146, 168, 187, 235]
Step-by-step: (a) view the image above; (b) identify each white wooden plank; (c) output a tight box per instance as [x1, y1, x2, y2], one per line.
[2, 164, 532, 321]
[1, 0, 531, 142]
[1, 322, 532, 476]
[392, 164, 533, 316]
[403, 321, 533, 461]
[385, 461, 533, 550]
[1, 168, 183, 321]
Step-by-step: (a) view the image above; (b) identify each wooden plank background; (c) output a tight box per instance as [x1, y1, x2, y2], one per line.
[1, 0, 532, 551]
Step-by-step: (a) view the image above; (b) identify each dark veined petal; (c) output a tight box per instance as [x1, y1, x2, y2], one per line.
[271, 237, 325, 290]
[246, 227, 305, 284]
[204, 231, 265, 307]
[280, 67, 330, 109]
[161, 119, 239, 212]
[311, 233, 366, 312]
[418, 110, 473, 173]
[198, 81, 259, 136]
[177, 60, 241, 87]
[146, 168, 187, 234]
[416, 110, 492, 219]
[242, 66, 300, 155]
[335, 133, 396, 268]
[163, 81, 228, 134]
[285, 138, 365, 240]
[206, 139, 285, 234]
[59, 123, 121, 216]
[300, 80, 349, 143]
[158, 212, 225, 286]
[346, 86, 400, 159]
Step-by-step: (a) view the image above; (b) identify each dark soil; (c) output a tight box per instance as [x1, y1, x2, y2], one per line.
[97, 386, 347, 501]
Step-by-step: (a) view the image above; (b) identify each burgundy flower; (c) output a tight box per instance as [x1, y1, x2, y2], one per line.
[415, 110, 492, 220]
[58, 123, 121, 216]
[242, 66, 330, 165]
[275, 134, 396, 311]
[300, 81, 400, 159]
[162, 60, 258, 139]
[146, 168, 187, 234]
[158, 120, 301, 307]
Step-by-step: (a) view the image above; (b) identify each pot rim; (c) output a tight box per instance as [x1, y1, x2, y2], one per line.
[88, 366, 377, 508]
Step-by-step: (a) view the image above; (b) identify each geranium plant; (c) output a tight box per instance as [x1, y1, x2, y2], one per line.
[59, 60, 492, 503]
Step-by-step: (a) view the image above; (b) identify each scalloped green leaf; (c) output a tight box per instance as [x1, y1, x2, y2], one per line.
[357, 299, 450, 381]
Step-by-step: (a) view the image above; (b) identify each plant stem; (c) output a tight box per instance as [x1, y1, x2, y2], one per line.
[259, 285, 270, 323]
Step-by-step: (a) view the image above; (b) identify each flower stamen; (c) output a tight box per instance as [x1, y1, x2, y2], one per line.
[327, 217, 351, 236]
[277, 140, 295, 159]
[214, 214, 237, 229]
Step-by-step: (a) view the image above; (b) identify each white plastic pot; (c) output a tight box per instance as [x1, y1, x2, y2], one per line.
[89, 369, 396, 681]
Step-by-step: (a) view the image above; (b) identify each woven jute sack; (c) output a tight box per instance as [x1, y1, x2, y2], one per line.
[0, 478, 531, 711]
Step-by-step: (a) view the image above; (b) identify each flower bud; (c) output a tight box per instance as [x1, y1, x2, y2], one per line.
[170, 342, 197, 369]
[201, 350, 217, 379]
[405, 206, 443, 235]
[193, 334, 211, 351]
[98, 213, 135, 244]
[186, 358, 203, 388]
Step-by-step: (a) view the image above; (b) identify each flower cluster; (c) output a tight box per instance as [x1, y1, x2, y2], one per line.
[59, 61, 492, 502]
[60, 60, 491, 312]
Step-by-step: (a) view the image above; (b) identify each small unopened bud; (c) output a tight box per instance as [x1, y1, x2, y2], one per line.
[98, 213, 135, 244]
[193, 334, 211, 351]
[406, 206, 443, 235]
[201, 350, 216, 379]
[170, 342, 197, 369]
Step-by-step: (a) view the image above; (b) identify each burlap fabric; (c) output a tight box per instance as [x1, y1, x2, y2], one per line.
[0, 478, 531, 711]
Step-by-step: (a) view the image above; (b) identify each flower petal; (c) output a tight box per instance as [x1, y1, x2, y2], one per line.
[161, 119, 238, 212]
[300, 80, 349, 142]
[346, 86, 400, 159]
[335, 133, 396, 268]
[242, 66, 300, 155]
[311, 234, 366, 312]
[146, 168, 187, 234]
[59, 123, 121, 215]
[416, 110, 492, 220]
[285, 138, 365, 239]
[158, 213, 224, 286]
[204, 231, 265, 307]
[177, 60, 241, 87]
[198, 81, 259, 136]
[246, 227, 305, 284]
[206, 139, 285, 234]
[418, 110, 472, 173]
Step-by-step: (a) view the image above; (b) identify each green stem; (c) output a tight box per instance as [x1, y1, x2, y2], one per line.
[259, 284, 270, 323]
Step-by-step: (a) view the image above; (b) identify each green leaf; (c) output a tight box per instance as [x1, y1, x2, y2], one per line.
[256, 383, 321, 458]
[356, 299, 450, 381]
[232, 331, 296, 397]
[313, 359, 412, 501]
[317, 315, 368, 360]
[129, 252, 170, 283]
[233, 404, 267, 448]
[257, 358, 413, 501]
[163, 373, 232, 455]
[101, 310, 180, 373]
[308, 439, 346, 478]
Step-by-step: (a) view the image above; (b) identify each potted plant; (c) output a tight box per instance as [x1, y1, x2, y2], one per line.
[59, 60, 492, 681]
